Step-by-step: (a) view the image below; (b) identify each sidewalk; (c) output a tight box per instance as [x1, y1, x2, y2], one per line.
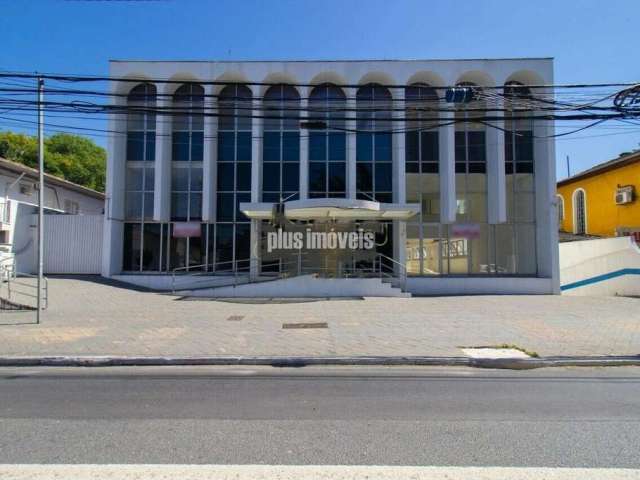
[1, 276, 639, 358]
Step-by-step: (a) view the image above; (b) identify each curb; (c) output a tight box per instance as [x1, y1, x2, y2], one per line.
[0, 355, 639, 369]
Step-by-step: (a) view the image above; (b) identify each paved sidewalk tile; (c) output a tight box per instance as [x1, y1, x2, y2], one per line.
[1, 276, 640, 357]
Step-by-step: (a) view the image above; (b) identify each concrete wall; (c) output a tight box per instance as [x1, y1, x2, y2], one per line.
[559, 236, 640, 296]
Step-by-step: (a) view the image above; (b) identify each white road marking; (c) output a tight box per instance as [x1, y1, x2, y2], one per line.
[0, 465, 639, 480]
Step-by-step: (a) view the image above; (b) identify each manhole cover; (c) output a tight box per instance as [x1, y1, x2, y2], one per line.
[227, 315, 244, 321]
[282, 322, 328, 329]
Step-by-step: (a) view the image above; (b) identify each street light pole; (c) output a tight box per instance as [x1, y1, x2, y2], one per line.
[36, 76, 44, 324]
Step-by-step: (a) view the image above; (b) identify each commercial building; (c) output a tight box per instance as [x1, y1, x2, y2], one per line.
[557, 150, 640, 238]
[102, 59, 559, 295]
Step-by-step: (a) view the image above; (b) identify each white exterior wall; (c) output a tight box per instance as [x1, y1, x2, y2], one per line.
[103, 58, 557, 295]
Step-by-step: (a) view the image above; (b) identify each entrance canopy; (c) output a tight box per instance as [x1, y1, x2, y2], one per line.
[240, 198, 420, 221]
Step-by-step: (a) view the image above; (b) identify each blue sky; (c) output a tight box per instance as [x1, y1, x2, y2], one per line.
[1, 0, 639, 179]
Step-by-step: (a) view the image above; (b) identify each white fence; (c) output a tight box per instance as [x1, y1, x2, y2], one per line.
[42, 214, 103, 274]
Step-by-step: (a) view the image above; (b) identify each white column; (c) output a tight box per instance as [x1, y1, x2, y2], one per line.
[202, 84, 217, 222]
[346, 88, 357, 198]
[299, 88, 309, 199]
[250, 87, 263, 279]
[486, 97, 506, 224]
[102, 84, 127, 276]
[439, 110, 456, 224]
[392, 87, 406, 271]
[534, 93, 559, 289]
[153, 84, 172, 222]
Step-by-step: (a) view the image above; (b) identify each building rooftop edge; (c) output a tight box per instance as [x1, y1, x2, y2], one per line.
[557, 151, 640, 187]
[0, 157, 105, 200]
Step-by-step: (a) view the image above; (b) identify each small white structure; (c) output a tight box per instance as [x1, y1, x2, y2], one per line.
[103, 58, 559, 296]
[0, 157, 104, 275]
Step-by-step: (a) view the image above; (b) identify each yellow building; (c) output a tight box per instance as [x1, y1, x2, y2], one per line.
[557, 151, 640, 237]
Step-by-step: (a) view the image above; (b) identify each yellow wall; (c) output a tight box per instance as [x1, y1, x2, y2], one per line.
[557, 160, 640, 237]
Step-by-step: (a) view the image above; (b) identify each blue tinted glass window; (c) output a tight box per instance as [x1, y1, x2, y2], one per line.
[375, 163, 393, 191]
[328, 163, 346, 192]
[263, 132, 280, 162]
[262, 163, 280, 192]
[218, 132, 235, 162]
[356, 133, 372, 162]
[309, 163, 326, 192]
[236, 132, 252, 161]
[144, 133, 155, 161]
[282, 132, 300, 162]
[328, 132, 346, 161]
[356, 163, 373, 192]
[468, 131, 486, 163]
[127, 132, 144, 161]
[282, 163, 299, 191]
[236, 163, 251, 191]
[215, 224, 234, 263]
[406, 131, 418, 163]
[421, 132, 439, 163]
[217, 163, 234, 191]
[172, 132, 190, 161]
[216, 193, 235, 222]
[375, 132, 392, 162]
[191, 132, 204, 161]
[236, 193, 251, 221]
[309, 132, 326, 161]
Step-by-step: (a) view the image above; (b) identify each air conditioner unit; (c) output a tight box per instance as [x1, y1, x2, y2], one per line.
[615, 186, 634, 205]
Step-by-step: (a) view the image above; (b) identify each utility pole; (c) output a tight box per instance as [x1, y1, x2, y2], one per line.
[36, 76, 44, 324]
[566, 155, 571, 178]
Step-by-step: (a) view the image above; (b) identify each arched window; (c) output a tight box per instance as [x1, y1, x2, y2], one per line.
[262, 84, 300, 202]
[308, 83, 346, 198]
[501, 81, 537, 275]
[356, 84, 392, 202]
[404, 83, 440, 276]
[123, 83, 160, 272]
[556, 194, 565, 226]
[167, 83, 205, 271]
[171, 83, 204, 222]
[214, 84, 253, 271]
[573, 189, 586, 234]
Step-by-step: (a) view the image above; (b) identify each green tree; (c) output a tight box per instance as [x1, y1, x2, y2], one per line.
[0, 131, 106, 191]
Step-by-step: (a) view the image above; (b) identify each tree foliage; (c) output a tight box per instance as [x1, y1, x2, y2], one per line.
[0, 131, 106, 192]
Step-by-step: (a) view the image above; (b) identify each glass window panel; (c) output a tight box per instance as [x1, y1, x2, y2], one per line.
[421, 131, 439, 163]
[356, 163, 373, 192]
[236, 163, 251, 191]
[470, 224, 490, 274]
[262, 163, 280, 192]
[125, 192, 142, 220]
[356, 133, 372, 162]
[145, 133, 155, 161]
[328, 162, 345, 193]
[215, 224, 234, 265]
[172, 167, 189, 191]
[190, 167, 203, 191]
[172, 132, 190, 162]
[375, 132, 392, 162]
[468, 131, 486, 163]
[309, 132, 325, 161]
[375, 192, 392, 203]
[516, 132, 533, 161]
[405, 224, 421, 275]
[423, 224, 441, 275]
[282, 132, 300, 162]
[406, 162, 419, 174]
[189, 233, 204, 269]
[143, 192, 154, 220]
[516, 224, 537, 274]
[218, 132, 235, 162]
[328, 132, 346, 161]
[141, 223, 162, 271]
[126, 167, 143, 190]
[235, 223, 251, 262]
[169, 232, 187, 270]
[309, 163, 326, 193]
[216, 193, 235, 222]
[236, 132, 252, 161]
[516, 162, 534, 174]
[375, 163, 392, 192]
[171, 193, 189, 221]
[515, 191, 535, 222]
[190, 193, 202, 220]
[122, 223, 141, 271]
[494, 224, 516, 274]
[144, 168, 154, 192]
[282, 163, 299, 192]
[127, 132, 145, 161]
[406, 131, 419, 163]
[263, 132, 280, 162]
[191, 132, 204, 162]
[217, 163, 235, 191]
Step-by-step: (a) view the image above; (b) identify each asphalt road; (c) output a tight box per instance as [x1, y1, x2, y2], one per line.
[0, 366, 639, 467]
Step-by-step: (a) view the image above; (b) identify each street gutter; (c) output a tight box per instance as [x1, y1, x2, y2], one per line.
[0, 355, 639, 369]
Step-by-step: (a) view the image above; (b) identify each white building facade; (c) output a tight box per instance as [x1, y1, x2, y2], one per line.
[102, 59, 559, 295]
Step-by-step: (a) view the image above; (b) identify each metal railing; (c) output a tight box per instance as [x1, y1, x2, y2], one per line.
[171, 251, 408, 294]
[0, 257, 48, 310]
